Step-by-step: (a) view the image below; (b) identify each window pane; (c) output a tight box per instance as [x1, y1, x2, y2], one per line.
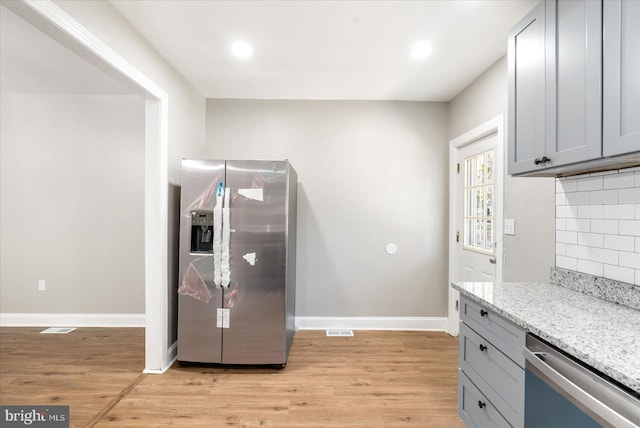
[465, 219, 473, 246]
[475, 156, 485, 185]
[475, 188, 484, 217]
[486, 151, 494, 184]
[463, 149, 496, 255]
[475, 219, 484, 249]
[486, 185, 494, 217]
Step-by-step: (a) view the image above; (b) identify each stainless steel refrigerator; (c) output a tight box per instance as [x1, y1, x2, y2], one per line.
[177, 159, 297, 366]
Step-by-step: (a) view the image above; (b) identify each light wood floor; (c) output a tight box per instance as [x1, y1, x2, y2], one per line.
[1, 328, 464, 427]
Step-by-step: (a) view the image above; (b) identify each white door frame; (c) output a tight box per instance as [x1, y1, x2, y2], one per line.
[11, 0, 171, 373]
[448, 116, 505, 335]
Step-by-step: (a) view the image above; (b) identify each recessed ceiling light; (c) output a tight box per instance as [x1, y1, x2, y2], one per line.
[410, 41, 432, 60]
[231, 40, 253, 60]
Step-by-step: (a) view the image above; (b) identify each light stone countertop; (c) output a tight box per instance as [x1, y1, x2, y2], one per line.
[452, 281, 640, 394]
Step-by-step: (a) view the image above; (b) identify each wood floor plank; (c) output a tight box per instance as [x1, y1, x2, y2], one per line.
[1, 328, 464, 427]
[0, 327, 144, 427]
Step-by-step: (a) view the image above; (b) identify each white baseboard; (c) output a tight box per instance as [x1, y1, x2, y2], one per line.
[144, 341, 177, 375]
[0, 313, 145, 327]
[295, 316, 448, 331]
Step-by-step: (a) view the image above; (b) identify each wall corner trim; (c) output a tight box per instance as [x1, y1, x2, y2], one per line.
[0, 313, 145, 328]
[295, 316, 448, 331]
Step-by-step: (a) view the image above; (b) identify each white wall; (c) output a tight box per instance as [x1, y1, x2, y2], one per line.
[206, 99, 450, 318]
[448, 56, 555, 282]
[0, 93, 144, 313]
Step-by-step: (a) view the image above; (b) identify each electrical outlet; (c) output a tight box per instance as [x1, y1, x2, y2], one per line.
[504, 219, 516, 235]
[38, 280, 46, 291]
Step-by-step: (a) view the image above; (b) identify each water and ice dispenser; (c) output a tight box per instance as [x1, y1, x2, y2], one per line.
[190, 210, 213, 253]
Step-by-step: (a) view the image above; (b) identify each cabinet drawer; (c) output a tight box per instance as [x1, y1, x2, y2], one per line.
[460, 323, 524, 425]
[458, 370, 512, 428]
[460, 296, 526, 367]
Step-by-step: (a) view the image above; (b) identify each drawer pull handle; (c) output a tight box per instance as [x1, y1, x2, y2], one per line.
[480, 309, 488, 317]
[479, 344, 487, 352]
[478, 401, 486, 409]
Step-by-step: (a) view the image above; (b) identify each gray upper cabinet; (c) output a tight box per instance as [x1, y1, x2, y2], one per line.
[508, 2, 546, 175]
[545, 0, 602, 167]
[508, 0, 640, 177]
[603, 0, 640, 156]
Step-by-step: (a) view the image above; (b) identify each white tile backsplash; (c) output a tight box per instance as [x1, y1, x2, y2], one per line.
[577, 176, 603, 191]
[604, 264, 635, 284]
[557, 205, 577, 218]
[577, 259, 603, 276]
[577, 232, 604, 248]
[604, 172, 635, 189]
[619, 188, 640, 204]
[620, 251, 640, 269]
[603, 235, 635, 252]
[557, 230, 578, 245]
[591, 219, 619, 234]
[620, 220, 640, 236]
[556, 168, 640, 286]
[603, 204, 635, 219]
[578, 205, 603, 219]
[591, 190, 618, 204]
[556, 255, 578, 270]
[566, 218, 590, 232]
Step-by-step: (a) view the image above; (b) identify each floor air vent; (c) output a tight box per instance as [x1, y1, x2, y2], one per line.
[326, 329, 354, 337]
[40, 327, 76, 334]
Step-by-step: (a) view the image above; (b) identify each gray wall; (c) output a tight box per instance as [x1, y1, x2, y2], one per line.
[448, 56, 555, 282]
[0, 1, 206, 346]
[206, 100, 450, 317]
[0, 93, 144, 313]
[54, 0, 207, 342]
[1, 0, 554, 326]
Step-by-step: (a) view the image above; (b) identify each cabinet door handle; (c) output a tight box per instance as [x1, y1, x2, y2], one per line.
[478, 401, 486, 409]
[480, 309, 488, 317]
[479, 344, 487, 352]
[534, 156, 551, 165]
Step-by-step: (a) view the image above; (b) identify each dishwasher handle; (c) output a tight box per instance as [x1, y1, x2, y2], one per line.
[523, 346, 640, 428]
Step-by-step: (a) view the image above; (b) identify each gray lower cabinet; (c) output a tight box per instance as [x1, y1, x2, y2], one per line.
[508, 0, 640, 177]
[458, 296, 526, 428]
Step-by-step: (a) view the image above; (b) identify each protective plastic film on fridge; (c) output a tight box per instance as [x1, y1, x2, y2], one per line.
[177, 160, 297, 366]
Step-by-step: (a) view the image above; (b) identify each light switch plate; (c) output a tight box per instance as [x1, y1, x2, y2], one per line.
[505, 219, 515, 235]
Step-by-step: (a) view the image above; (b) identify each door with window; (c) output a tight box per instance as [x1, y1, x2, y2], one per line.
[449, 124, 503, 336]
[460, 141, 497, 282]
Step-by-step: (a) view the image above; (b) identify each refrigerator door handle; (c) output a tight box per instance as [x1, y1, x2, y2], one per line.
[213, 183, 223, 287]
[221, 187, 231, 288]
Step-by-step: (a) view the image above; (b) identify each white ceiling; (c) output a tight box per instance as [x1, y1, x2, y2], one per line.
[1, 1, 538, 101]
[110, 0, 538, 101]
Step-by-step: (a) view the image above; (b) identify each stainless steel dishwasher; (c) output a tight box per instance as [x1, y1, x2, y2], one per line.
[523, 333, 640, 428]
